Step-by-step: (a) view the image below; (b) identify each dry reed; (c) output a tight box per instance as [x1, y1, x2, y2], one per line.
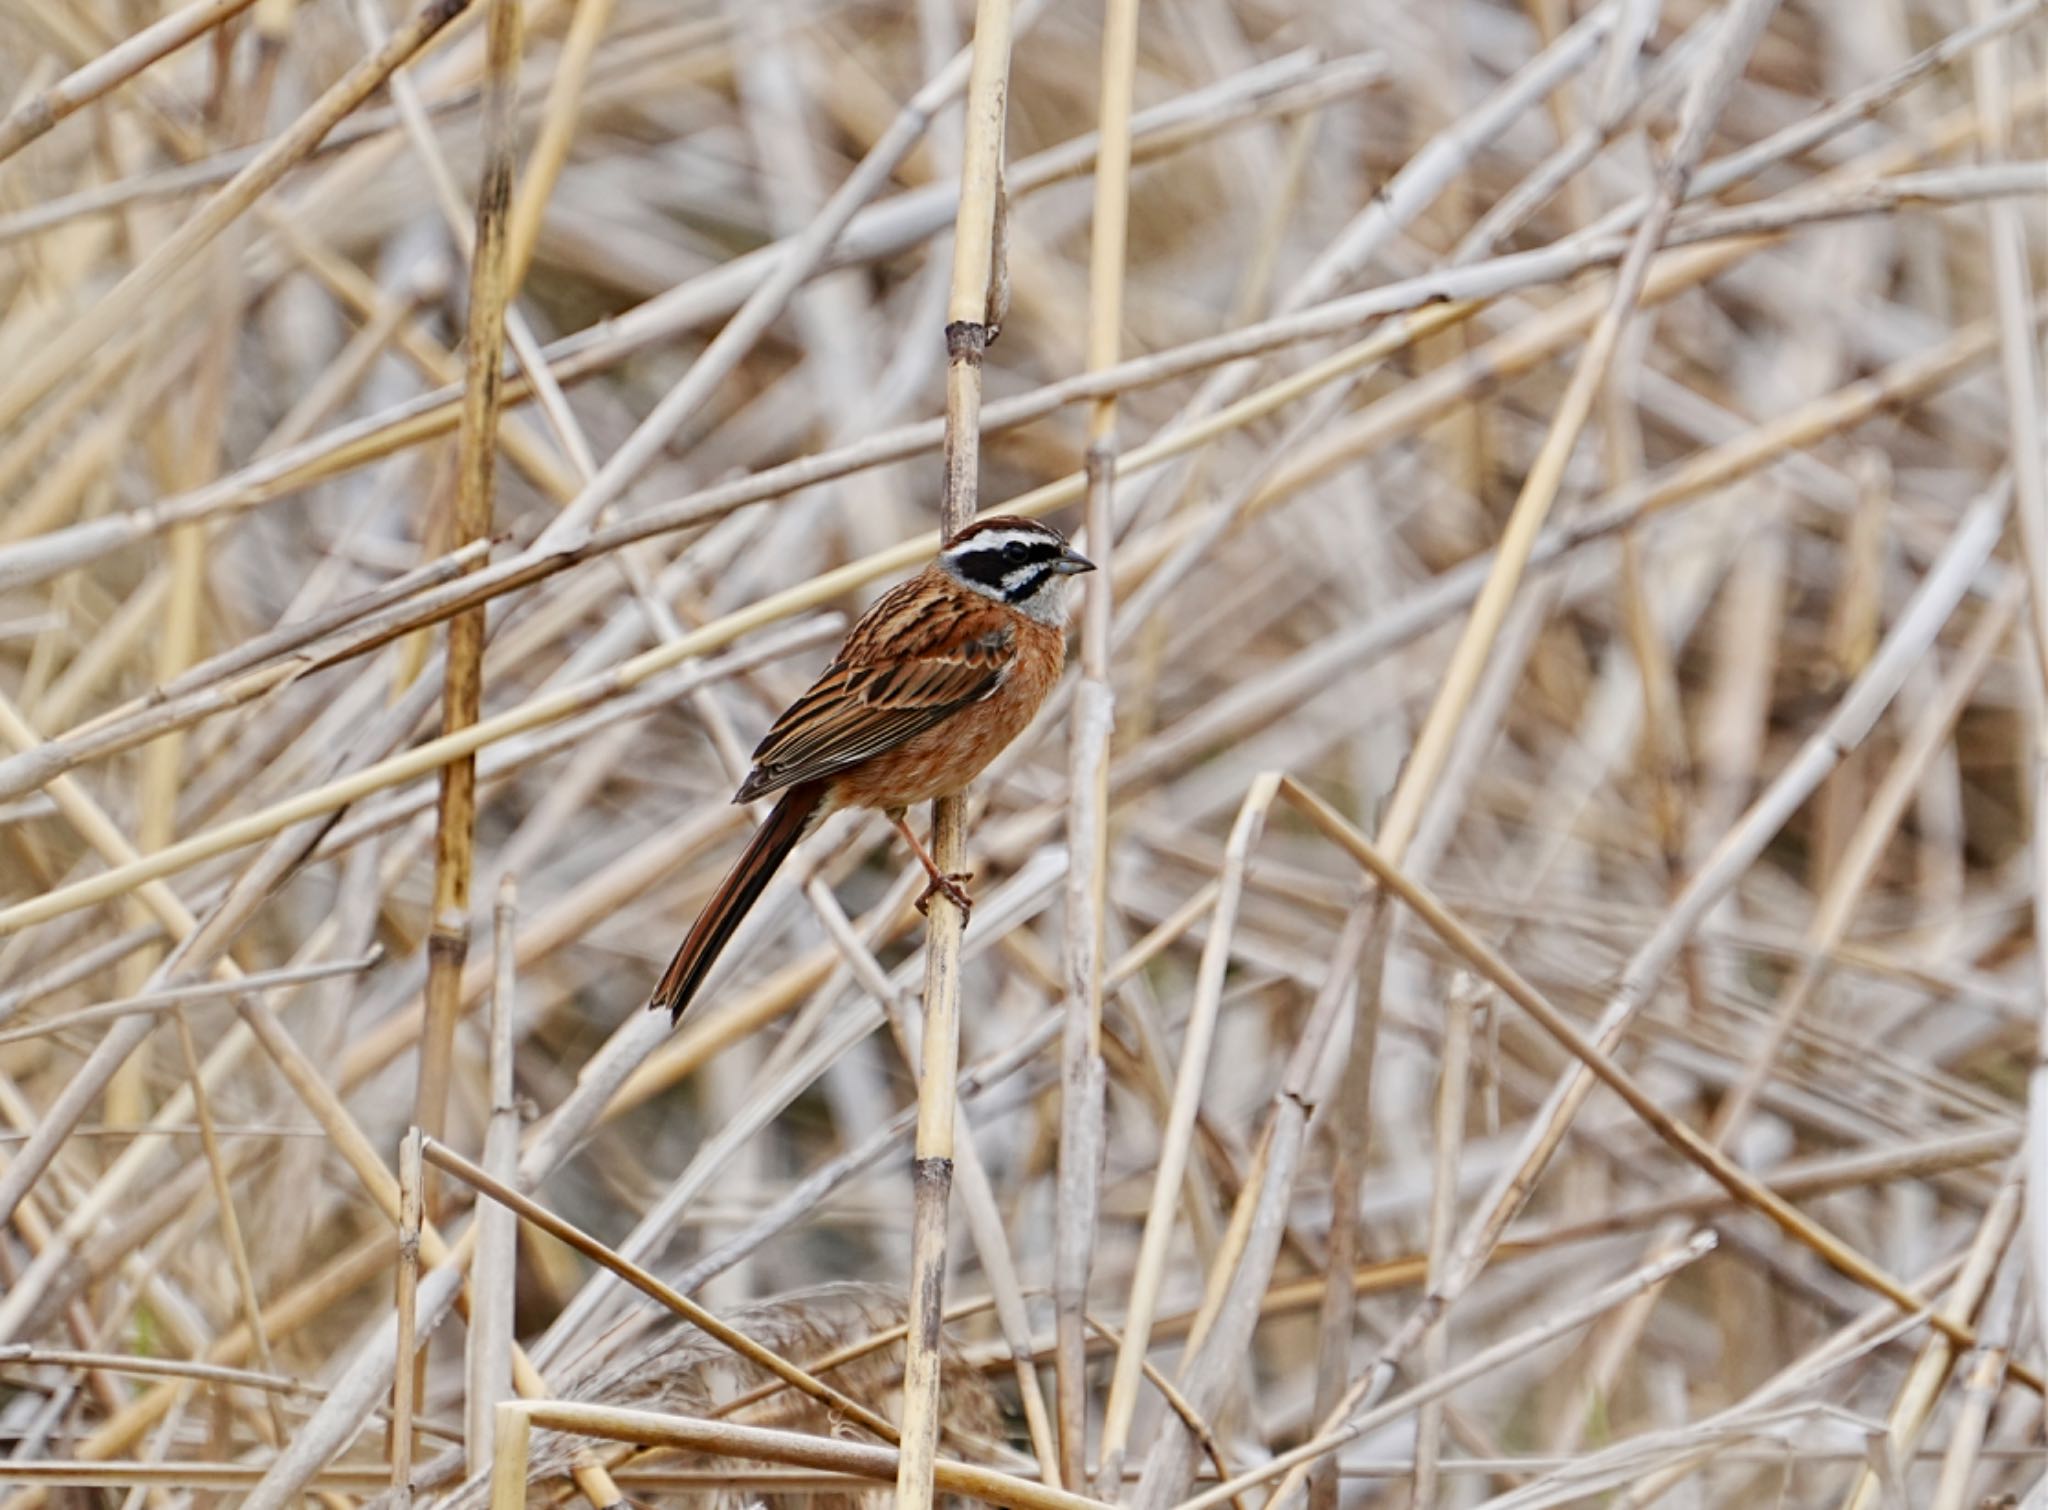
[2, 1, 2046, 1507]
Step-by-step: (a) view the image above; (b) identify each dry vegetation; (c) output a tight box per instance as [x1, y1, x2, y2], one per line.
[1, 0, 2047, 1505]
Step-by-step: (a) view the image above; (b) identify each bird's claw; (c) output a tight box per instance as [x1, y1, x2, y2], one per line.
[915, 870, 976, 920]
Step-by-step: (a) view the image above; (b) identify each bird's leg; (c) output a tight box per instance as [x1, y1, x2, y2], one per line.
[885, 808, 974, 919]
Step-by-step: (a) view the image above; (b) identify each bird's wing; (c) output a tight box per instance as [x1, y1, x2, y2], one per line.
[734, 585, 1018, 802]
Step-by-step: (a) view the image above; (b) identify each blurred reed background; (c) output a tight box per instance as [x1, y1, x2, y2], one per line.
[0, 0, 2046, 1504]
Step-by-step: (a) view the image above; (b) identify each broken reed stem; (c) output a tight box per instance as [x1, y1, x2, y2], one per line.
[465, 879, 520, 1477]
[390, 1127, 424, 1498]
[1054, 0, 1137, 1486]
[1097, 773, 1278, 1485]
[489, 1400, 532, 1510]
[1411, 981, 1475, 1510]
[1081, 1312, 1242, 1507]
[416, 0, 521, 1187]
[895, 0, 1016, 1505]
[1305, 896, 1386, 1510]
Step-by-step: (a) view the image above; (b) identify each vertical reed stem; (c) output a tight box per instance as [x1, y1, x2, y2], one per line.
[416, 0, 522, 1189]
[1055, 0, 1138, 1485]
[390, 1127, 424, 1500]
[489, 1402, 533, 1510]
[895, 2, 1016, 1503]
[467, 879, 521, 1475]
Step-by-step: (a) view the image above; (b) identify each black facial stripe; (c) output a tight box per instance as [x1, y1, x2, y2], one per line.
[1005, 565, 1054, 603]
[952, 549, 1009, 589]
[953, 540, 1058, 588]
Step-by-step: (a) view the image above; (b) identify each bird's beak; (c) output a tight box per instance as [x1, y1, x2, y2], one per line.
[1054, 546, 1097, 575]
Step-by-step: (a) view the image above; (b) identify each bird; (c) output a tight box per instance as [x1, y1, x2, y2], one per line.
[649, 515, 1096, 1023]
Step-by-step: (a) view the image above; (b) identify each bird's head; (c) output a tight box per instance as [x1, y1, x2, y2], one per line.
[937, 516, 1096, 625]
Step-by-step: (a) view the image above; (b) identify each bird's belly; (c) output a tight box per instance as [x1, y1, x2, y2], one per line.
[832, 680, 1047, 812]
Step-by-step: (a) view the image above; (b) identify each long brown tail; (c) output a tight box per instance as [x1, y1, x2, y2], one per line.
[650, 781, 825, 1024]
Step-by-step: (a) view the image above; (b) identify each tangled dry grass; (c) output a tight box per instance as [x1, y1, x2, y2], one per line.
[1, 0, 2047, 1505]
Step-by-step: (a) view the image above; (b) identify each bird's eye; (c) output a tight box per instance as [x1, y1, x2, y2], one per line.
[1003, 541, 1030, 563]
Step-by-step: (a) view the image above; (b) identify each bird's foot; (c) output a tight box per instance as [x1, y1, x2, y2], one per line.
[915, 870, 976, 919]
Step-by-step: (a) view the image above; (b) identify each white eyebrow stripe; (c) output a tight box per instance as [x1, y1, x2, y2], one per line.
[945, 528, 1054, 557]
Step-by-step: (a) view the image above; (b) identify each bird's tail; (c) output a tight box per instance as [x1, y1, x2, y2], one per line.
[649, 781, 825, 1024]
